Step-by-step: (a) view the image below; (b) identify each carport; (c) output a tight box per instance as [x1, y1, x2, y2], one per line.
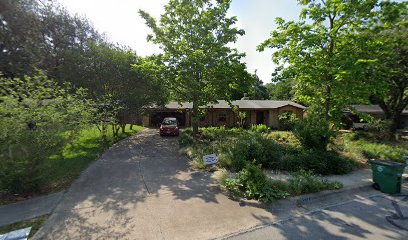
[149, 111, 187, 127]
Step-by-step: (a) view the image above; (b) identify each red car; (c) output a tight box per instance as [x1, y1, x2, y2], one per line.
[159, 117, 179, 136]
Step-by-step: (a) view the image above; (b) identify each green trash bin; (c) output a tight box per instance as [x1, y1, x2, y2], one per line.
[368, 159, 406, 194]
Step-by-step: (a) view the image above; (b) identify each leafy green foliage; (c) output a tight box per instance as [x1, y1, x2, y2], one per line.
[139, 0, 252, 134]
[232, 72, 269, 100]
[0, 0, 103, 78]
[342, 132, 407, 163]
[258, 0, 378, 123]
[180, 127, 356, 175]
[223, 162, 290, 203]
[221, 164, 343, 203]
[61, 43, 166, 109]
[265, 79, 294, 100]
[249, 124, 270, 133]
[0, 74, 95, 193]
[292, 116, 336, 151]
[288, 170, 343, 195]
[267, 131, 299, 145]
[278, 112, 298, 131]
[355, 1, 408, 134]
[278, 149, 357, 175]
[237, 111, 248, 128]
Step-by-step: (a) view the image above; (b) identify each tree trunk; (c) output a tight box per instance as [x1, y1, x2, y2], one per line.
[376, 98, 400, 138]
[192, 100, 199, 136]
[130, 124, 133, 130]
[112, 125, 116, 137]
[388, 114, 400, 137]
[324, 85, 332, 120]
[121, 124, 126, 134]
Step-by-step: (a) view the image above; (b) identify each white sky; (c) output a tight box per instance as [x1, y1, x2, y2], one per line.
[57, 0, 302, 83]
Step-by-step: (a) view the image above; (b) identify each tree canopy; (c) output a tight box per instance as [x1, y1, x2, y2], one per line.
[139, 0, 252, 134]
[356, 1, 408, 133]
[258, 0, 378, 123]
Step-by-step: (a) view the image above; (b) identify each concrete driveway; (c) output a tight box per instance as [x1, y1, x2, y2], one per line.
[34, 129, 281, 240]
[33, 129, 408, 240]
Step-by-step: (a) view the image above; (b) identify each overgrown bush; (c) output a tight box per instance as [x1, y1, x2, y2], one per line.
[0, 74, 95, 193]
[222, 162, 289, 202]
[180, 127, 356, 175]
[267, 131, 299, 145]
[178, 128, 195, 147]
[288, 170, 343, 195]
[278, 112, 298, 130]
[364, 119, 394, 140]
[249, 124, 269, 133]
[221, 165, 343, 202]
[292, 116, 336, 151]
[343, 132, 407, 163]
[277, 150, 357, 175]
[225, 134, 295, 171]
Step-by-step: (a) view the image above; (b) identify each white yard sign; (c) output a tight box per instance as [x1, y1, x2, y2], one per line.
[203, 154, 218, 165]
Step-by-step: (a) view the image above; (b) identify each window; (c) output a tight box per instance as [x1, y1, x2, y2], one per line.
[218, 112, 227, 122]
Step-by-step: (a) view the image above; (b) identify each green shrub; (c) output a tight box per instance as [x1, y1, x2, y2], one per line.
[277, 150, 356, 175]
[267, 131, 299, 145]
[278, 112, 298, 130]
[0, 74, 95, 194]
[178, 128, 195, 147]
[222, 162, 289, 202]
[343, 132, 407, 163]
[288, 170, 343, 195]
[292, 116, 336, 151]
[249, 124, 269, 133]
[364, 119, 394, 140]
[180, 127, 357, 176]
[225, 133, 293, 170]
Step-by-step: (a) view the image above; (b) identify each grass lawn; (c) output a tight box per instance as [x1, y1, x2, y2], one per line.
[341, 132, 408, 163]
[0, 215, 48, 238]
[0, 124, 143, 204]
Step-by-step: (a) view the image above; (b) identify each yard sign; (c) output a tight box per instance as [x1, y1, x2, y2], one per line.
[203, 154, 218, 165]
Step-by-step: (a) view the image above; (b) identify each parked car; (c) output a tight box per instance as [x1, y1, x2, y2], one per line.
[160, 117, 179, 136]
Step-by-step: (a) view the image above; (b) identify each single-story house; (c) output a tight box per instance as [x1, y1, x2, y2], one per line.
[142, 100, 306, 128]
[344, 105, 408, 129]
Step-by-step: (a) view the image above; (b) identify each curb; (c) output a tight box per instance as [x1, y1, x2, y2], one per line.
[0, 191, 64, 227]
[291, 183, 374, 206]
[217, 183, 377, 240]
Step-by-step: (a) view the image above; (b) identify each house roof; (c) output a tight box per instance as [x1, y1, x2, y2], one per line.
[158, 100, 306, 110]
[349, 105, 408, 114]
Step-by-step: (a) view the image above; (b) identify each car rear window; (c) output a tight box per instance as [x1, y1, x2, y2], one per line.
[162, 119, 177, 125]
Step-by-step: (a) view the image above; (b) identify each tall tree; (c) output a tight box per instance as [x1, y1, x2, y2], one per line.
[258, 0, 377, 123]
[230, 71, 267, 100]
[265, 79, 295, 100]
[139, 0, 250, 135]
[0, 0, 44, 77]
[60, 42, 167, 134]
[358, 1, 408, 134]
[247, 71, 269, 100]
[0, 0, 103, 78]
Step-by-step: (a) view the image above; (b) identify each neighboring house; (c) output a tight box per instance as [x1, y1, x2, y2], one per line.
[143, 100, 306, 128]
[344, 105, 408, 129]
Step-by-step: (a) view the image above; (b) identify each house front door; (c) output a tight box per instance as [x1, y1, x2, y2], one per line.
[256, 111, 264, 125]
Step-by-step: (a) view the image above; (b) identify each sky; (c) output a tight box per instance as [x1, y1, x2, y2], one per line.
[57, 0, 303, 83]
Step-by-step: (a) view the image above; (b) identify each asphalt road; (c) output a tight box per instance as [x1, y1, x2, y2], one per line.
[226, 192, 408, 240]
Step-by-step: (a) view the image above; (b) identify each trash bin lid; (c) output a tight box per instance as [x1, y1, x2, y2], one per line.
[368, 159, 406, 168]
